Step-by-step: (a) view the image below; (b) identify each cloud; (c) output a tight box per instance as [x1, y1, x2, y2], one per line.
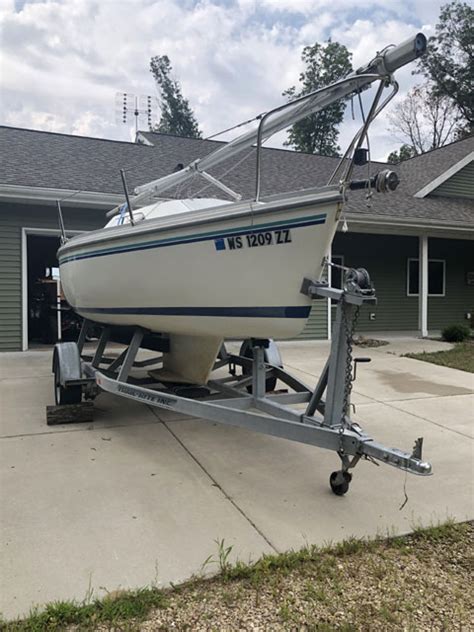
[0, 0, 446, 161]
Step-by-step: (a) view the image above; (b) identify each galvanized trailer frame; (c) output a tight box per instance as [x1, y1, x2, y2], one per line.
[52, 275, 432, 496]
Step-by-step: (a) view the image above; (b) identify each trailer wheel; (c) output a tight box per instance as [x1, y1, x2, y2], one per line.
[53, 357, 82, 405]
[329, 471, 352, 496]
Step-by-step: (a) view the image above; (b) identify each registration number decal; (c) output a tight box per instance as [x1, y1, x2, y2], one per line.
[215, 229, 292, 251]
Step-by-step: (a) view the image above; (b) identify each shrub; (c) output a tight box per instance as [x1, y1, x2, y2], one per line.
[441, 324, 471, 343]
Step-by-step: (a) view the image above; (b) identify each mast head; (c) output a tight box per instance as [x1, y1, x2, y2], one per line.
[382, 33, 427, 73]
[357, 32, 427, 76]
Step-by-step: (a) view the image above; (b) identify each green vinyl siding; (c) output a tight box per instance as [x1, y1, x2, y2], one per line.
[0, 202, 104, 351]
[297, 232, 473, 338]
[332, 233, 474, 333]
[332, 233, 419, 332]
[299, 300, 328, 339]
[0, 220, 21, 350]
[427, 238, 474, 329]
[299, 261, 329, 339]
[430, 161, 474, 199]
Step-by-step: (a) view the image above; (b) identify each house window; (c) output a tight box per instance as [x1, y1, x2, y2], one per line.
[407, 259, 446, 296]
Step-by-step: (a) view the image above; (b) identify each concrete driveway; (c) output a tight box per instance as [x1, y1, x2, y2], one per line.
[1, 339, 472, 620]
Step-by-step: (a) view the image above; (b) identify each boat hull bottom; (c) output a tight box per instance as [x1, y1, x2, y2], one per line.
[76, 312, 311, 340]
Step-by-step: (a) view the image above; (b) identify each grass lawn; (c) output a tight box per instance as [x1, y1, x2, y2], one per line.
[406, 340, 474, 373]
[3, 521, 473, 631]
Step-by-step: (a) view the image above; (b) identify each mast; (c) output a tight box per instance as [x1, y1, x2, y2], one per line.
[131, 34, 426, 206]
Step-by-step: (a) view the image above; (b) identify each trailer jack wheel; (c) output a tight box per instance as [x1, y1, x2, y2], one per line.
[329, 470, 352, 496]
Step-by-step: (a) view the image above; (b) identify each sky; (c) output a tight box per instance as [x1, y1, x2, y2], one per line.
[0, 0, 448, 161]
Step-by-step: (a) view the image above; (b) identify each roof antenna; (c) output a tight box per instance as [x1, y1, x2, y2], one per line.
[115, 93, 159, 135]
[56, 200, 67, 244]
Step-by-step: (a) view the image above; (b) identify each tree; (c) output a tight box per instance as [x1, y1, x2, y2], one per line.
[387, 144, 416, 164]
[283, 41, 353, 156]
[416, 1, 473, 134]
[387, 84, 460, 160]
[150, 55, 202, 138]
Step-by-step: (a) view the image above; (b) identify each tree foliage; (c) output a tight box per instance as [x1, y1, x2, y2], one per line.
[416, 1, 473, 133]
[387, 84, 459, 160]
[387, 144, 416, 164]
[150, 55, 202, 138]
[284, 41, 352, 156]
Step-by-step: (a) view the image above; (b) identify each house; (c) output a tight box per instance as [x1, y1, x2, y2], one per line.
[0, 125, 472, 351]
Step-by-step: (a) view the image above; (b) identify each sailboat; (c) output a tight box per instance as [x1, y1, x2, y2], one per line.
[58, 34, 426, 383]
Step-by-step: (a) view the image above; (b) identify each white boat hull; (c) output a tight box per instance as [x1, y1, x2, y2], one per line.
[59, 193, 341, 340]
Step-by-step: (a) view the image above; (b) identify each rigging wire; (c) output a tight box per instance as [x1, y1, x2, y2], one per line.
[174, 169, 197, 200]
[195, 87, 338, 199]
[357, 90, 373, 208]
[205, 114, 263, 141]
[191, 147, 257, 199]
[57, 189, 87, 203]
[204, 85, 324, 145]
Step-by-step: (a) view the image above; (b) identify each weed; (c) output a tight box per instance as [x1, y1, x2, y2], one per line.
[332, 536, 369, 556]
[3, 588, 167, 631]
[371, 561, 387, 580]
[215, 538, 234, 578]
[379, 605, 400, 624]
[199, 553, 215, 576]
[278, 601, 292, 623]
[303, 580, 328, 604]
[220, 590, 235, 608]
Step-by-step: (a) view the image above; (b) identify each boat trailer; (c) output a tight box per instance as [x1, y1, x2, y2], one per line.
[50, 271, 432, 495]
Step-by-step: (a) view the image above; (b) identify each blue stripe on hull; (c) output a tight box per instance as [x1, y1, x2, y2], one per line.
[76, 306, 312, 319]
[59, 213, 327, 264]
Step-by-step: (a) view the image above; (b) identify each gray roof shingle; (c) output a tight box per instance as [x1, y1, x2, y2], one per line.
[0, 125, 472, 227]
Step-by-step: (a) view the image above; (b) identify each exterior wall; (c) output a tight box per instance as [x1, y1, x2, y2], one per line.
[332, 232, 420, 332]
[427, 238, 474, 330]
[299, 233, 424, 338]
[431, 161, 474, 199]
[0, 202, 104, 351]
[331, 232, 474, 334]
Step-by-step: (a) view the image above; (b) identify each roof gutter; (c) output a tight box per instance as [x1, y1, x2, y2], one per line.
[344, 212, 474, 235]
[0, 184, 123, 209]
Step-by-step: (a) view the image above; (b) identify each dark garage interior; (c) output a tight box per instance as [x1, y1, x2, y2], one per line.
[27, 234, 81, 345]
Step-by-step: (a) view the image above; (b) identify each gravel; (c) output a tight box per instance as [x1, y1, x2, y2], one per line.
[97, 522, 474, 631]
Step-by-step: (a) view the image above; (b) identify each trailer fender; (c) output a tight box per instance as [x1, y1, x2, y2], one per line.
[52, 342, 82, 387]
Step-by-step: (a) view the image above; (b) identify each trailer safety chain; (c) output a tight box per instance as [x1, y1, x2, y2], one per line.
[339, 300, 360, 455]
